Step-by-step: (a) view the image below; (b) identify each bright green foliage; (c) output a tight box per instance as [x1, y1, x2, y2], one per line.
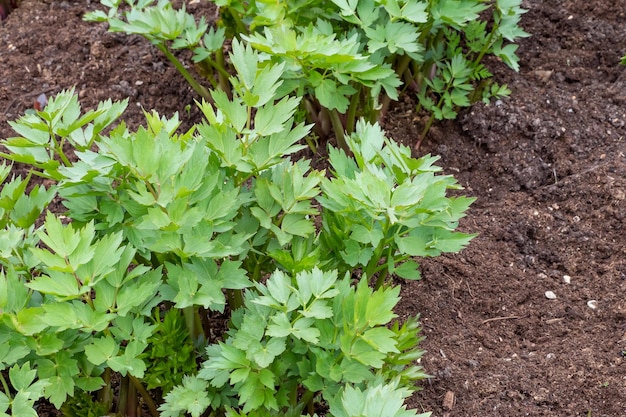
[0, 164, 55, 272]
[0, 363, 49, 417]
[0, 48, 473, 415]
[159, 268, 429, 416]
[0, 88, 127, 180]
[319, 120, 476, 287]
[328, 380, 431, 417]
[60, 390, 109, 417]
[140, 309, 198, 393]
[86, 0, 528, 146]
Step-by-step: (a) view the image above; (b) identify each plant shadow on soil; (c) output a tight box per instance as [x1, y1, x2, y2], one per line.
[1, 0, 625, 416]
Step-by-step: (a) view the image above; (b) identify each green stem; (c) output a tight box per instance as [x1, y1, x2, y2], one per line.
[227, 289, 245, 310]
[126, 376, 137, 417]
[196, 60, 218, 89]
[327, 108, 349, 153]
[48, 131, 72, 167]
[224, 6, 249, 37]
[364, 239, 387, 287]
[98, 368, 112, 412]
[301, 390, 315, 416]
[345, 84, 361, 134]
[251, 253, 263, 282]
[304, 98, 329, 140]
[214, 47, 231, 96]
[0, 373, 12, 401]
[156, 44, 211, 101]
[418, 74, 453, 147]
[374, 245, 395, 289]
[183, 306, 198, 341]
[377, 95, 392, 125]
[304, 134, 318, 154]
[472, 22, 498, 70]
[417, 112, 436, 148]
[118, 375, 129, 416]
[129, 375, 159, 417]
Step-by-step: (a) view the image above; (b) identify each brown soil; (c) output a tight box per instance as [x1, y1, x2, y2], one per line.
[1, 1, 625, 416]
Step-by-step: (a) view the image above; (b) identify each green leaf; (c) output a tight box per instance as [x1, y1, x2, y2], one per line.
[9, 363, 37, 391]
[254, 96, 300, 136]
[432, 230, 477, 253]
[11, 307, 48, 336]
[159, 376, 213, 417]
[281, 214, 315, 238]
[0, 342, 30, 370]
[394, 260, 421, 280]
[361, 327, 400, 353]
[108, 354, 147, 378]
[41, 303, 80, 330]
[230, 39, 258, 93]
[84, 336, 119, 366]
[10, 391, 39, 417]
[26, 271, 81, 298]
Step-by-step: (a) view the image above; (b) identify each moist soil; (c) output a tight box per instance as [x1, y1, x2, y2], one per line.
[1, 1, 625, 416]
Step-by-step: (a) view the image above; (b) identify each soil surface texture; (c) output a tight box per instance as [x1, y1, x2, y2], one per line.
[1, 1, 625, 416]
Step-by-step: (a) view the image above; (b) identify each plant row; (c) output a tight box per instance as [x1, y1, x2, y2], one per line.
[86, 0, 528, 149]
[0, 1, 493, 415]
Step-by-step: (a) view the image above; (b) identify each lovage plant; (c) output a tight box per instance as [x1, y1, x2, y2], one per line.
[0, 42, 474, 416]
[86, 0, 528, 148]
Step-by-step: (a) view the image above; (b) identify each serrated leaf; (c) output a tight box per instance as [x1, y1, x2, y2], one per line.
[10, 391, 38, 417]
[394, 260, 421, 280]
[26, 271, 80, 298]
[159, 376, 212, 417]
[84, 336, 119, 366]
[254, 96, 300, 136]
[8, 363, 37, 391]
[314, 79, 353, 113]
[11, 307, 48, 336]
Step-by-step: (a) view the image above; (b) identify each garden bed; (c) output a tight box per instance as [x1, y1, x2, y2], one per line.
[1, 0, 625, 416]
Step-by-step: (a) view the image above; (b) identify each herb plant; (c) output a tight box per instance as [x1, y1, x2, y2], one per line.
[86, 0, 528, 149]
[0, 42, 474, 416]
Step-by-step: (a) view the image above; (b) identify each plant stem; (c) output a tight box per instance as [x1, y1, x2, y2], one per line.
[199, 307, 212, 341]
[364, 237, 388, 288]
[327, 108, 349, 153]
[130, 375, 159, 417]
[223, 6, 248, 37]
[183, 306, 198, 340]
[345, 84, 361, 134]
[0, 373, 12, 401]
[417, 112, 436, 149]
[214, 47, 231, 96]
[156, 44, 211, 101]
[471, 22, 498, 70]
[301, 390, 315, 416]
[126, 376, 137, 417]
[374, 245, 394, 289]
[226, 289, 244, 310]
[304, 98, 329, 141]
[99, 368, 112, 412]
[118, 375, 129, 416]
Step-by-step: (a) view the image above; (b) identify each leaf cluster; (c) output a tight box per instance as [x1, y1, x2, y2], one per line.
[160, 269, 430, 417]
[85, 0, 529, 148]
[0, 47, 475, 416]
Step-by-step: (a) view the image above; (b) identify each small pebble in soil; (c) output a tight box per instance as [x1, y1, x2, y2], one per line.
[587, 300, 598, 310]
[563, 275, 571, 284]
[545, 291, 557, 299]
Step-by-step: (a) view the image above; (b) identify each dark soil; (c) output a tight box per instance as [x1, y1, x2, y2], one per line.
[1, 1, 625, 416]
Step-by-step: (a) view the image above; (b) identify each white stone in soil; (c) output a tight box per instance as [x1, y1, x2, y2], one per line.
[545, 291, 557, 299]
